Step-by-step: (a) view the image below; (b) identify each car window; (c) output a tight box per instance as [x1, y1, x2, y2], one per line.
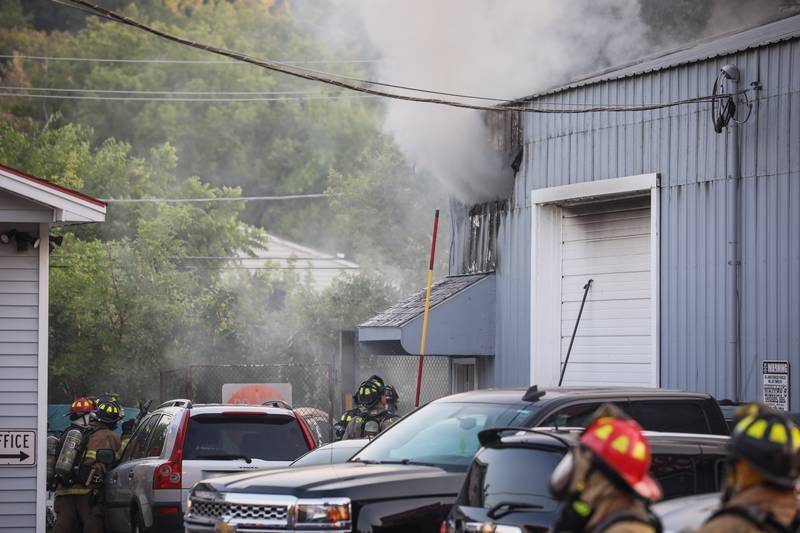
[122, 415, 160, 462]
[145, 415, 173, 458]
[291, 444, 362, 467]
[631, 401, 710, 434]
[541, 403, 603, 427]
[650, 454, 698, 499]
[352, 402, 534, 471]
[461, 447, 562, 510]
[183, 414, 309, 462]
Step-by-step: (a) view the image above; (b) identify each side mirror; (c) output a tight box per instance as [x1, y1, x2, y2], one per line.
[95, 449, 115, 466]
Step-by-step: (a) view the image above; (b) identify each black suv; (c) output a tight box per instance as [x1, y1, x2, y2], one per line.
[444, 428, 729, 533]
[184, 387, 727, 533]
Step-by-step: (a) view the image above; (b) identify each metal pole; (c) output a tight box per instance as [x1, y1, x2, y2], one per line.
[415, 210, 440, 407]
[558, 279, 593, 387]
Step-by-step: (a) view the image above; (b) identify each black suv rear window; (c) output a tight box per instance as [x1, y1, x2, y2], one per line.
[462, 446, 562, 510]
[183, 414, 309, 462]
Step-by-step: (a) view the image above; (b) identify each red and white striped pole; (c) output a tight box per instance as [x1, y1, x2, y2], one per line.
[415, 209, 440, 408]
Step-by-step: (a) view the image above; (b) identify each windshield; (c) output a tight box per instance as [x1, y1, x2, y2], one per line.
[351, 402, 533, 471]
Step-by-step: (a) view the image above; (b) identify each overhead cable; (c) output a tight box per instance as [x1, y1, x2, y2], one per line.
[0, 91, 374, 102]
[0, 53, 381, 65]
[58, 0, 749, 114]
[57, 0, 744, 114]
[101, 194, 329, 203]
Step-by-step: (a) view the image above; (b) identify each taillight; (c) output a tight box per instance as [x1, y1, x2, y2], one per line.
[154, 505, 180, 515]
[154, 410, 189, 490]
[153, 460, 181, 489]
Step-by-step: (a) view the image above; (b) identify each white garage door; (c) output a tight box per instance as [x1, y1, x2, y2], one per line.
[559, 196, 654, 386]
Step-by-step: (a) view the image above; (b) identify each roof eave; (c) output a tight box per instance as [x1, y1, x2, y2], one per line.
[0, 167, 106, 224]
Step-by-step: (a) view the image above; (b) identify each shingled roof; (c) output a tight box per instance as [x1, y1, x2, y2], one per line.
[360, 273, 491, 328]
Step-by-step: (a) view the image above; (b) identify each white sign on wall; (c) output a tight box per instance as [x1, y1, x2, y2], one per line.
[222, 383, 293, 406]
[0, 430, 35, 466]
[762, 360, 790, 411]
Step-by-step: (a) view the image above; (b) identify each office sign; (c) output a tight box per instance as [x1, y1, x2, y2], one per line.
[0, 430, 35, 466]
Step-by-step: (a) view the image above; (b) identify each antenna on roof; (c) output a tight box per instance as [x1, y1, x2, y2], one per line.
[522, 385, 546, 402]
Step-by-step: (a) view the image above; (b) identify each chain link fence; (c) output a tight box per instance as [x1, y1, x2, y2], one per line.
[159, 363, 335, 443]
[356, 354, 452, 416]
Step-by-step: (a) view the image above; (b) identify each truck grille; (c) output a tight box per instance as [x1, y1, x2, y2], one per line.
[191, 500, 288, 521]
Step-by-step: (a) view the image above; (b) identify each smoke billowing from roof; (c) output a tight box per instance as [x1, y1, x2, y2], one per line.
[344, 0, 792, 204]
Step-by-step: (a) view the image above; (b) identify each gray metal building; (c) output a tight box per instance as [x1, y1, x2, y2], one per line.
[445, 15, 800, 407]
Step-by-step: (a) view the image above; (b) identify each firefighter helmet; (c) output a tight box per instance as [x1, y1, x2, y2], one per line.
[94, 398, 123, 424]
[355, 379, 382, 408]
[66, 397, 95, 418]
[728, 404, 800, 489]
[579, 416, 662, 501]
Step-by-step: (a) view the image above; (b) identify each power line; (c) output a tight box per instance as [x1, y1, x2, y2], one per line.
[0, 85, 329, 95]
[101, 194, 329, 203]
[0, 53, 381, 65]
[57, 0, 749, 114]
[0, 91, 375, 102]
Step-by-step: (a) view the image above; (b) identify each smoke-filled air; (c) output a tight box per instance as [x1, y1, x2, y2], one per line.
[345, 0, 794, 203]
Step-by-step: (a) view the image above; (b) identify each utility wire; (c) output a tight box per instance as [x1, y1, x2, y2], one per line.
[101, 194, 329, 203]
[0, 92, 375, 102]
[58, 0, 748, 113]
[0, 85, 331, 95]
[0, 53, 381, 65]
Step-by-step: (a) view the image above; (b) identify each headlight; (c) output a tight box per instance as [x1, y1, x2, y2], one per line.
[295, 498, 351, 528]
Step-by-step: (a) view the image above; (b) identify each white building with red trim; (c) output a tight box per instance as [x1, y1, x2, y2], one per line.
[0, 164, 105, 532]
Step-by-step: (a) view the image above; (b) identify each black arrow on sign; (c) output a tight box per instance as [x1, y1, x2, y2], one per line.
[0, 451, 29, 462]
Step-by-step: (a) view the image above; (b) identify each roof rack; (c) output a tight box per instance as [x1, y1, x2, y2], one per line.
[522, 385, 546, 402]
[158, 399, 193, 409]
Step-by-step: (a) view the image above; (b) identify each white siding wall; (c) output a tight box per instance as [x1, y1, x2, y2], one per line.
[0, 220, 40, 533]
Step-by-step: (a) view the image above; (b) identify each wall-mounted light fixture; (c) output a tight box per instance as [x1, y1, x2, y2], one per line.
[49, 235, 64, 253]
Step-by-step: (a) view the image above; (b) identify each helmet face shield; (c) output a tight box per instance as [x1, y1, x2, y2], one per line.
[549, 450, 575, 499]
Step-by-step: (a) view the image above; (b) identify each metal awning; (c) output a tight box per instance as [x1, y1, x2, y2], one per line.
[358, 273, 495, 356]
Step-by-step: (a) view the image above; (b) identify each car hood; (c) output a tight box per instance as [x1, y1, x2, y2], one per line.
[199, 462, 464, 500]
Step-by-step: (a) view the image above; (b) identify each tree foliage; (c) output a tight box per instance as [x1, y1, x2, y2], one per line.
[0, 1, 447, 402]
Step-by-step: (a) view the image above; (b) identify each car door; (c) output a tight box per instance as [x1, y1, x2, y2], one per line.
[105, 414, 160, 533]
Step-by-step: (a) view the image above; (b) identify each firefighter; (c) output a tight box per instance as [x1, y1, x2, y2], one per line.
[549, 406, 662, 533]
[696, 403, 800, 533]
[53, 397, 122, 533]
[343, 379, 400, 439]
[65, 396, 95, 427]
[334, 376, 388, 440]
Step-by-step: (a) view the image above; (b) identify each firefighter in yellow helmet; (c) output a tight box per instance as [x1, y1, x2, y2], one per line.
[53, 397, 122, 533]
[549, 405, 662, 532]
[696, 403, 800, 533]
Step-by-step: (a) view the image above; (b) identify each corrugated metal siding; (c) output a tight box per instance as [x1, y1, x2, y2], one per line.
[454, 35, 800, 405]
[0, 221, 39, 532]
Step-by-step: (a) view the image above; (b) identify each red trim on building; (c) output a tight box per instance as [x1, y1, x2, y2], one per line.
[0, 164, 107, 208]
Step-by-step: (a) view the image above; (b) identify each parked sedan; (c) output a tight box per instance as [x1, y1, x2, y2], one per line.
[184, 386, 728, 532]
[444, 428, 728, 533]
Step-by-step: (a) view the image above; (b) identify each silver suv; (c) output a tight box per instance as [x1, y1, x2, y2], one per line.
[104, 400, 317, 533]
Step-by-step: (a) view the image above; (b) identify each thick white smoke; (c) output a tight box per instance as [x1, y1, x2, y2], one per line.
[352, 0, 649, 203]
[338, 0, 788, 203]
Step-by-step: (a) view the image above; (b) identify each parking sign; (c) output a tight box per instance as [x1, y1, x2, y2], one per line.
[762, 360, 790, 411]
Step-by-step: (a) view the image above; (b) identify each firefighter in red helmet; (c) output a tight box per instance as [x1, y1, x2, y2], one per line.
[549, 405, 662, 532]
